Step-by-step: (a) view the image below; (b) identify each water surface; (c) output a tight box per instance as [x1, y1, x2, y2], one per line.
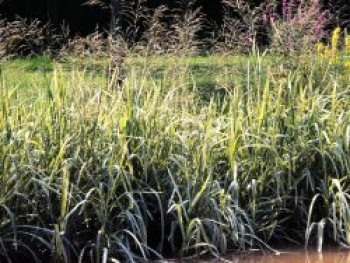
[165, 248, 350, 263]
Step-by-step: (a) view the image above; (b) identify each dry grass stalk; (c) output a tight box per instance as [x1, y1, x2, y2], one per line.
[170, 3, 205, 55]
[60, 29, 107, 58]
[215, 0, 266, 54]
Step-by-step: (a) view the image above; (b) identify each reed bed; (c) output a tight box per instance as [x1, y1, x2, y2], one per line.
[0, 53, 349, 262]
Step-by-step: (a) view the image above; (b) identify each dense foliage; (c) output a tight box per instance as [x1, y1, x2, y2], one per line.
[0, 0, 349, 37]
[0, 46, 349, 262]
[0, 1, 349, 263]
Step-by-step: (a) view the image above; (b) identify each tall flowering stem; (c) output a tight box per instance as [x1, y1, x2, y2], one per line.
[345, 34, 350, 56]
[331, 27, 341, 61]
[282, 0, 287, 20]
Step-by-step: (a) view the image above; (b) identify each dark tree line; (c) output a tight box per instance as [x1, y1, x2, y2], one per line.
[0, 0, 348, 36]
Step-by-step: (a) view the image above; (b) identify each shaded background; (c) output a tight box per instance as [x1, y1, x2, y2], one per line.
[0, 0, 223, 35]
[0, 0, 348, 35]
[0, 0, 111, 34]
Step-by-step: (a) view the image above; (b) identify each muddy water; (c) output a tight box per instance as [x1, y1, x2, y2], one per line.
[165, 249, 350, 263]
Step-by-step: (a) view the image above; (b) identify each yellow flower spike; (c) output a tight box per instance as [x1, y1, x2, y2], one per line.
[345, 60, 350, 73]
[331, 27, 341, 49]
[345, 35, 350, 56]
[324, 46, 330, 58]
[317, 43, 324, 56]
[331, 27, 341, 62]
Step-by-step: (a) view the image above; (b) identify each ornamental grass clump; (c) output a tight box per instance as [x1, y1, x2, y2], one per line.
[0, 53, 349, 262]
